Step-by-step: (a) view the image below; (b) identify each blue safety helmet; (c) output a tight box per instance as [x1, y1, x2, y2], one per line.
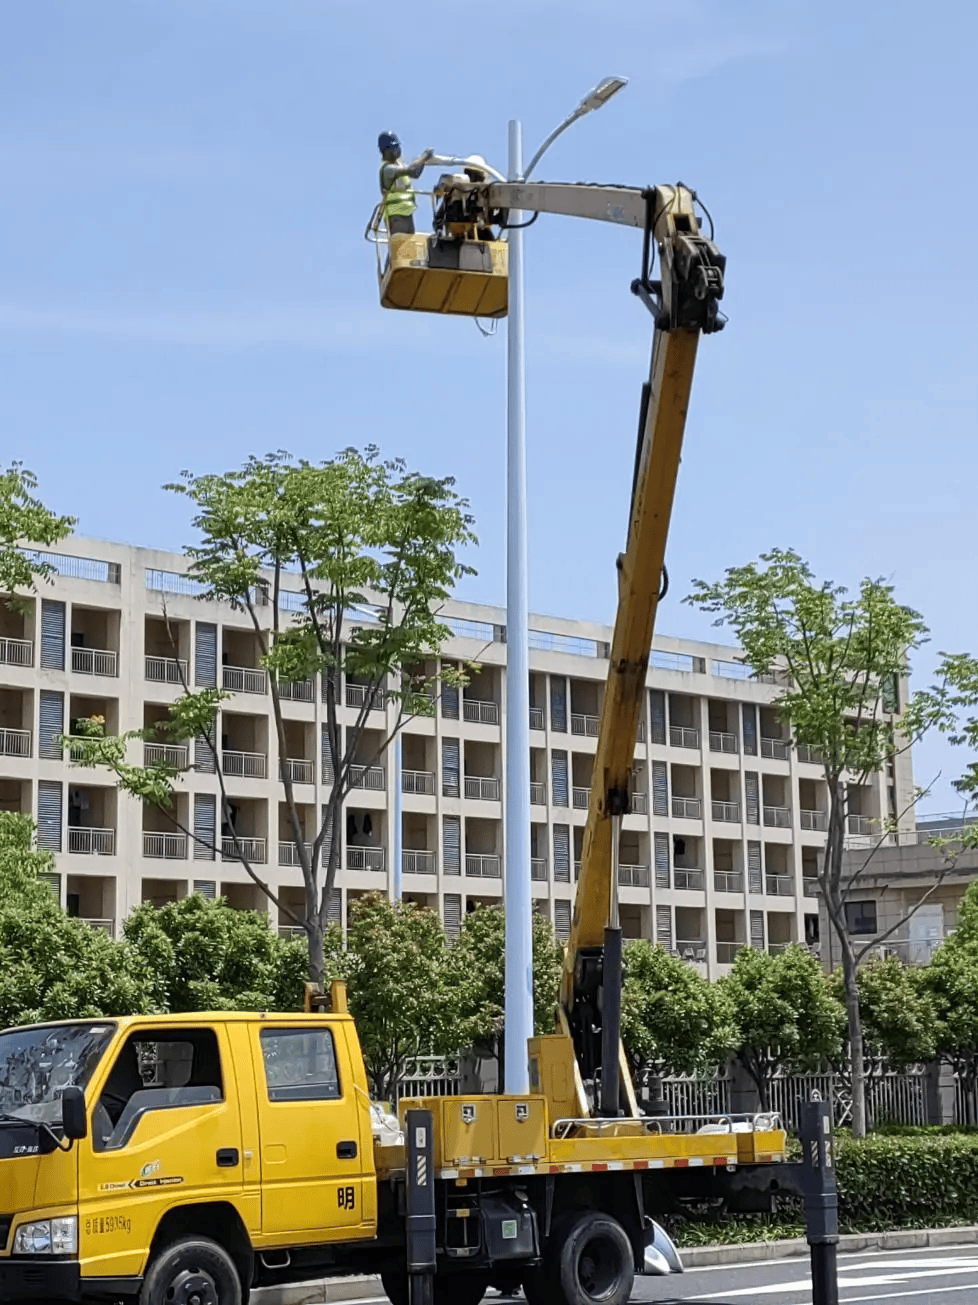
[378, 131, 400, 154]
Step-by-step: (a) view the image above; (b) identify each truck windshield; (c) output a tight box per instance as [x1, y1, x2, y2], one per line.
[0, 1023, 116, 1125]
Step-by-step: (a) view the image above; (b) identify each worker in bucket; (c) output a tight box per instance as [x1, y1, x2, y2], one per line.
[378, 132, 433, 235]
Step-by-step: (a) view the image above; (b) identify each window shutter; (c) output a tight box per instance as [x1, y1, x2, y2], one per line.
[195, 716, 217, 774]
[656, 904, 673, 949]
[40, 599, 65, 670]
[443, 893, 462, 939]
[37, 781, 63, 851]
[321, 725, 335, 786]
[327, 889, 342, 926]
[654, 832, 670, 888]
[551, 751, 569, 807]
[745, 771, 759, 824]
[40, 872, 61, 903]
[38, 690, 64, 759]
[747, 840, 763, 894]
[649, 690, 666, 745]
[320, 804, 335, 875]
[652, 761, 668, 817]
[554, 899, 571, 941]
[442, 681, 459, 720]
[443, 816, 461, 874]
[442, 739, 460, 798]
[750, 910, 765, 950]
[195, 622, 218, 687]
[194, 880, 217, 899]
[553, 824, 570, 882]
[550, 677, 567, 733]
[742, 704, 757, 756]
[194, 793, 216, 860]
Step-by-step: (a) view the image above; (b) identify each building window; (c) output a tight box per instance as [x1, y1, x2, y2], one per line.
[844, 900, 877, 935]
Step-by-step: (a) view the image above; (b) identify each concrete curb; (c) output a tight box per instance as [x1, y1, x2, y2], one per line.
[253, 1276, 383, 1305]
[679, 1223, 978, 1267]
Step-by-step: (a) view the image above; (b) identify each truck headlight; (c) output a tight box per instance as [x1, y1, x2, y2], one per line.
[13, 1217, 77, 1255]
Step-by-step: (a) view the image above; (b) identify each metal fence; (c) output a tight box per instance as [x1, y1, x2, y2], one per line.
[394, 1056, 462, 1107]
[767, 1069, 928, 1130]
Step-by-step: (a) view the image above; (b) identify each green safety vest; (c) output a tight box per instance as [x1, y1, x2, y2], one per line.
[380, 162, 416, 220]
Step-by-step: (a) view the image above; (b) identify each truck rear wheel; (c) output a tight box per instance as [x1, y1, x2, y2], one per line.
[554, 1211, 634, 1305]
[140, 1236, 242, 1305]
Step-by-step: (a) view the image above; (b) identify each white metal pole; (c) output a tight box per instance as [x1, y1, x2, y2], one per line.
[392, 732, 402, 901]
[504, 118, 534, 1096]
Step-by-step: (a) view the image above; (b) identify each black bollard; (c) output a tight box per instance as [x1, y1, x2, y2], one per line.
[405, 1108, 436, 1305]
[797, 1100, 840, 1305]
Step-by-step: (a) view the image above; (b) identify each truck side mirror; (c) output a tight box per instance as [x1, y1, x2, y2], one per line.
[61, 1086, 88, 1141]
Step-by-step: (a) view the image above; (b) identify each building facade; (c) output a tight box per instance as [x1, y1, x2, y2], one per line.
[0, 538, 918, 978]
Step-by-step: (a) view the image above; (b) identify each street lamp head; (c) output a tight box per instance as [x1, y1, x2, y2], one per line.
[578, 75, 628, 114]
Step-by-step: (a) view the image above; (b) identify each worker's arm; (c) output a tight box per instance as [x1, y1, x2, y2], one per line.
[382, 149, 434, 185]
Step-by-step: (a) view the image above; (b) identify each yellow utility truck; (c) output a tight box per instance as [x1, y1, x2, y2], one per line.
[0, 180, 839, 1305]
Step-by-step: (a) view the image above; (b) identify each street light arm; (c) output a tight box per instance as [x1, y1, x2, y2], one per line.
[523, 108, 587, 182]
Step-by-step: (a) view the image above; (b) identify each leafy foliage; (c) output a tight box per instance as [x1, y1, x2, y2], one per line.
[834, 1131, 978, 1229]
[828, 956, 936, 1072]
[0, 462, 76, 605]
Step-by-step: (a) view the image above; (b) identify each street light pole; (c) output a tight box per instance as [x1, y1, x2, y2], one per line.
[503, 79, 627, 1097]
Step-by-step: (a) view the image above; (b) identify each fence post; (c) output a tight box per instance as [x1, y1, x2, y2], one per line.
[798, 1100, 840, 1305]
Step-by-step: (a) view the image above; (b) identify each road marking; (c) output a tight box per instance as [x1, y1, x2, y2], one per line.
[844, 1285, 978, 1302]
[686, 1245, 978, 1275]
[687, 1259, 978, 1298]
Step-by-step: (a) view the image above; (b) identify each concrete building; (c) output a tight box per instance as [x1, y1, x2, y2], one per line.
[0, 537, 918, 978]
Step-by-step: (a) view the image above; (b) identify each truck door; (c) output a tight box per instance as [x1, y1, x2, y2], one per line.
[251, 1021, 371, 1241]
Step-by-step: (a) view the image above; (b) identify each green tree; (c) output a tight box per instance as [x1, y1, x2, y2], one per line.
[0, 461, 75, 602]
[122, 894, 313, 1013]
[0, 812, 63, 914]
[685, 548, 977, 1136]
[342, 893, 461, 1104]
[923, 945, 978, 1124]
[67, 448, 476, 984]
[828, 956, 936, 1072]
[620, 939, 738, 1078]
[721, 945, 846, 1110]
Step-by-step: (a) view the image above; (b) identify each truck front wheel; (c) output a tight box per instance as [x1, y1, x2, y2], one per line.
[554, 1211, 634, 1305]
[140, 1236, 242, 1305]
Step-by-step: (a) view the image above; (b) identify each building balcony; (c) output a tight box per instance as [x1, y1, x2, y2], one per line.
[345, 683, 383, 711]
[848, 814, 872, 836]
[675, 939, 708, 962]
[714, 871, 744, 894]
[145, 655, 188, 685]
[0, 727, 31, 759]
[404, 850, 436, 875]
[68, 826, 115, 856]
[709, 730, 738, 754]
[631, 792, 648, 815]
[530, 782, 547, 805]
[800, 808, 827, 831]
[279, 841, 313, 866]
[347, 847, 385, 872]
[571, 712, 601, 737]
[670, 725, 700, 749]
[278, 679, 315, 703]
[766, 874, 794, 897]
[279, 925, 307, 942]
[281, 758, 314, 785]
[618, 864, 649, 888]
[531, 858, 548, 881]
[803, 876, 819, 897]
[144, 742, 189, 769]
[763, 805, 792, 828]
[71, 647, 117, 677]
[796, 744, 823, 765]
[463, 698, 499, 725]
[712, 800, 741, 823]
[529, 707, 544, 731]
[716, 942, 742, 964]
[672, 797, 702, 820]
[221, 836, 266, 863]
[142, 832, 187, 860]
[573, 786, 590, 810]
[223, 750, 267, 779]
[673, 868, 704, 892]
[465, 854, 501, 878]
[81, 918, 115, 937]
[760, 736, 790, 761]
[350, 764, 385, 791]
[223, 665, 267, 695]
[464, 776, 500, 802]
[767, 942, 792, 955]
[402, 769, 435, 795]
[0, 637, 33, 668]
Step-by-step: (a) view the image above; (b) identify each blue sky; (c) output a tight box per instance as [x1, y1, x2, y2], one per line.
[2, 1, 976, 812]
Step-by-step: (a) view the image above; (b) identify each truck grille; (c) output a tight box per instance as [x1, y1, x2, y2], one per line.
[0, 1217, 10, 1251]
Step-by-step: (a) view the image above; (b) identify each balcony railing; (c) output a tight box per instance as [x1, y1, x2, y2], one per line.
[82, 918, 115, 937]
[281, 758, 314, 785]
[617, 864, 649, 888]
[0, 727, 31, 758]
[145, 655, 188, 684]
[800, 808, 827, 831]
[404, 850, 436, 875]
[670, 725, 700, 749]
[714, 871, 744, 894]
[712, 800, 741, 823]
[803, 876, 819, 897]
[760, 736, 790, 761]
[221, 836, 266, 863]
[350, 764, 385, 790]
[716, 941, 742, 964]
[529, 707, 544, 731]
[767, 942, 792, 955]
[0, 636, 33, 667]
[68, 826, 115, 856]
[347, 846, 385, 872]
[223, 665, 267, 695]
[463, 698, 499, 725]
[142, 832, 187, 860]
[709, 730, 738, 754]
[675, 939, 708, 963]
[464, 776, 500, 802]
[223, 750, 267, 779]
[848, 814, 872, 835]
[279, 925, 307, 942]
[530, 782, 547, 805]
[345, 683, 383, 711]
[763, 805, 792, 828]
[531, 858, 548, 881]
[672, 796, 702, 820]
[277, 678, 315, 702]
[766, 874, 794, 897]
[796, 744, 824, 765]
[402, 769, 435, 795]
[673, 868, 704, 891]
[143, 742, 189, 769]
[71, 646, 117, 677]
[571, 712, 601, 737]
[631, 792, 648, 814]
[573, 786, 590, 810]
[279, 841, 313, 866]
[465, 854, 501, 878]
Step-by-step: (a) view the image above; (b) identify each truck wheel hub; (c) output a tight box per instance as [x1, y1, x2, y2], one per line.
[168, 1267, 218, 1305]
